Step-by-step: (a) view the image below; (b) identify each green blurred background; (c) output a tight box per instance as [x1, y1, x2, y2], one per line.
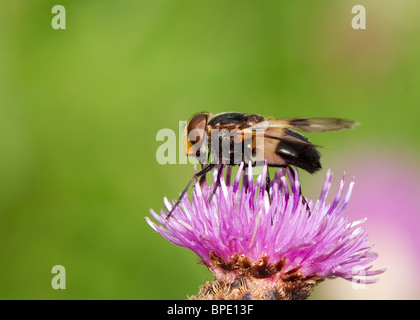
[1, 0, 419, 299]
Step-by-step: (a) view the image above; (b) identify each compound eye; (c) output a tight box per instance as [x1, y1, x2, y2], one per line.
[188, 113, 208, 135]
[185, 113, 209, 155]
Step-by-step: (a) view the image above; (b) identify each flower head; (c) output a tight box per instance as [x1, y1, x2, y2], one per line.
[146, 162, 384, 299]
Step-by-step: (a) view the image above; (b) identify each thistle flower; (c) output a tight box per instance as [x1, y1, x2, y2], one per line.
[146, 162, 384, 300]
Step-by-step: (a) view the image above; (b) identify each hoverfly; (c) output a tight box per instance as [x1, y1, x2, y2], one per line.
[166, 112, 358, 218]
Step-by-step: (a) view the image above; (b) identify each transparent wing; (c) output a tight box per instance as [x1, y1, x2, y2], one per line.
[262, 117, 359, 134]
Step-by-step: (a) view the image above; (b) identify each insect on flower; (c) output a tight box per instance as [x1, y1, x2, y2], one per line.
[147, 163, 385, 299]
[167, 112, 359, 218]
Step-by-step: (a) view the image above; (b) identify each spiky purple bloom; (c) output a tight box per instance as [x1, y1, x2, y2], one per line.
[146, 162, 384, 299]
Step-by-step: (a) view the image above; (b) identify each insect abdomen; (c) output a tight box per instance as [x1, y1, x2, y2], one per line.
[275, 129, 322, 174]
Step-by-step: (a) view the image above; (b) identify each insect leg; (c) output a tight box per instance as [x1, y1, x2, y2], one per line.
[207, 164, 224, 203]
[166, 163, 216, 219]
[265, 172, 271, 200]
[287, 166, 311, 216]
[199, 164, 207, 187]
[199, 152, 211, 188]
